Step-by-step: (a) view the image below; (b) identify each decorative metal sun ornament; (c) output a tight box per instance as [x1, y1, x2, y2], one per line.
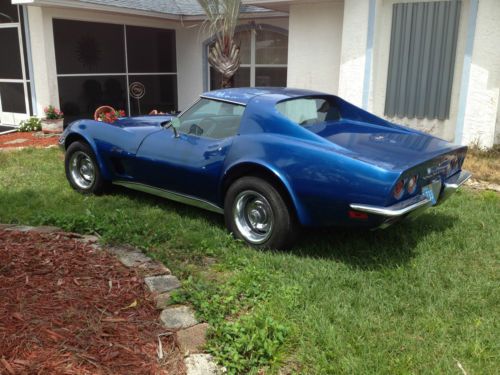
[129, 82, 146, 115]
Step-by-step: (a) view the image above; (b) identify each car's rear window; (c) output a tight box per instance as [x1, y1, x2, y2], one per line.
[276, 97, 340, 126]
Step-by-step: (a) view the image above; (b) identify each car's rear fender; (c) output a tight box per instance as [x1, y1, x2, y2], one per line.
[220, 160, 307, 224]
[222, 133, 401, 226]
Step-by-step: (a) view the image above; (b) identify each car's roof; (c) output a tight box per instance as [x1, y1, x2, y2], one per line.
[201, 87, 327, 105]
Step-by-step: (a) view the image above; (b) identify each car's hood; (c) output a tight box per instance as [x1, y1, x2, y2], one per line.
[114, 115, 175, 128]
[307, 119, 462, 171]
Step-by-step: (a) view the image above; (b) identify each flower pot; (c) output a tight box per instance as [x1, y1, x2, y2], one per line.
[41, 118, 64, 134]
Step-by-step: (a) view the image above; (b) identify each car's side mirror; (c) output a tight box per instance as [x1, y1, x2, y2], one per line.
[165, 117, 181, 138]
[170, 117, 181, 129]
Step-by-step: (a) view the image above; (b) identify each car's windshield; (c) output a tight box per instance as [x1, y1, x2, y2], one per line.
[176, 98, 244, 139]
[276, 97, 340, 126]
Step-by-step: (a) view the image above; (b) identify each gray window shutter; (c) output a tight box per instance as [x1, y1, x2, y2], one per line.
[385, 1, 462, 120]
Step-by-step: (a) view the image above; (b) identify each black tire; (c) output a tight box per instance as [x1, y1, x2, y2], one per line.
[224, 176, 298, 249]
[65, 141, 106, 195]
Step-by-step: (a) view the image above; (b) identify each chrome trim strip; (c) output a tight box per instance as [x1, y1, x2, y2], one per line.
[113, 181, 224, 214]
[444, 170, 472, 189]
[199, 95, 247, 106]
[350, 195, 431, 217]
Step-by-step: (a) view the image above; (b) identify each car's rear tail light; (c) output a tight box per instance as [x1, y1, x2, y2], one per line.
[407, 175, 418, 194]
[349, 210, 368, 220]
[393, 179, 405, 200]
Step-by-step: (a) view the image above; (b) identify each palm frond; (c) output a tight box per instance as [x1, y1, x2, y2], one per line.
[197, 0, 242, 86]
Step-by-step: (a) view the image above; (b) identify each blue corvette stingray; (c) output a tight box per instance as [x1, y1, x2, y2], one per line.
[60, 88, 471, 249]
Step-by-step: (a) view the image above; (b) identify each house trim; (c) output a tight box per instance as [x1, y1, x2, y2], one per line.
[455, 0, 478, 145]
[362, 0, 376, 110]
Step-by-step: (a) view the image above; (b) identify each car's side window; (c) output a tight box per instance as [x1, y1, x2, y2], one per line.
[177, 98, 245, 139]
[276, 97, 341, 126]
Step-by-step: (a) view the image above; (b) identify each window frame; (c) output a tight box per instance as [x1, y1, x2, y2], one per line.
[0, 4, 31, 119]
[204, 24, 288, 91]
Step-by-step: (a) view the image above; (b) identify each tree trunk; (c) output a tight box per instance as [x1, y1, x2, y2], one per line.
[221, 75, 232, 88]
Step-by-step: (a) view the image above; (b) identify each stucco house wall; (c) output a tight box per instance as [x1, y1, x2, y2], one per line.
[287, 1, 344, 94]
[460, 0, 499, 148]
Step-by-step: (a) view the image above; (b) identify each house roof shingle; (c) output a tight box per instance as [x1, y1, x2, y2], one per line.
[77, 0, 272, 16]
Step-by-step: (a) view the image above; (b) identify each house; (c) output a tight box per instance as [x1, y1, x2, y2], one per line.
[0, 0, 498, 147]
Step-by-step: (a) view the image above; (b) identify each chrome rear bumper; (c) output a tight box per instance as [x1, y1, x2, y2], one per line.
[349, 170, 471, 228]
[438, 170, 472, 203]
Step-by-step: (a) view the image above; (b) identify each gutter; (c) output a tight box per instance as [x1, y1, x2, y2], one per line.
[12, 0, 288, 21]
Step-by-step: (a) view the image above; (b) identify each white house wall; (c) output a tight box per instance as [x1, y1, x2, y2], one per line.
[337, 0, 368, 106]
[287, 1, 344, 94]
[25, 5, 288, 113]
[461, 0, 500, 148]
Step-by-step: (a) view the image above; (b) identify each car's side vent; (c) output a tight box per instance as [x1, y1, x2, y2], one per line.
[110, 157, 126, 175]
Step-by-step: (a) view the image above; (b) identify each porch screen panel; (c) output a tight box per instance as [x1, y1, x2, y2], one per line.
[385, 1, 461, 120]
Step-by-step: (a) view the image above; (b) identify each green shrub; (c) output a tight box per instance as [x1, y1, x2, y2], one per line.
[18, 117, 42, 132]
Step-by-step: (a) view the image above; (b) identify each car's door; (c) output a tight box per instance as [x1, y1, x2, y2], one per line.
[134, 98, 245, 203]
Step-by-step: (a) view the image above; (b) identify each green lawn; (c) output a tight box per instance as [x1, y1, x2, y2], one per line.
[1, 148, 498, 374]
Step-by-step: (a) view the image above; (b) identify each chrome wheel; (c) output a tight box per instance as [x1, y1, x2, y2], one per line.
[69, 151, 95, 189]
[233, 190, 274, 244]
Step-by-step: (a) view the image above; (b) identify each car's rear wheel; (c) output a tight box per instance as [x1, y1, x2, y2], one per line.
[224, 177, 298, 249]
[65, 141, 105, 194]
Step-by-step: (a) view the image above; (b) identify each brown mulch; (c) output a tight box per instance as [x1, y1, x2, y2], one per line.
[0, 230, 185, 375]
[0, 132, 59, 150]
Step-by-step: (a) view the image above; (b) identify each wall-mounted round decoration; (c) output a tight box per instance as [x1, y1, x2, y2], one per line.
[129, 82, 145, 100]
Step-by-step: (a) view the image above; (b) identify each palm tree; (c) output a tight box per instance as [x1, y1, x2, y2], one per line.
[197, 0, 241, 88]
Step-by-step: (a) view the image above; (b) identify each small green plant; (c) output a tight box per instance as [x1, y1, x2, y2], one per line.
[208, 314, 288, 374]
[18, 117, 42, 132]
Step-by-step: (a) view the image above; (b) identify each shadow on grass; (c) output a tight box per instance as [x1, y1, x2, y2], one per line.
[286, 212, 457, 269]
[78, 186, 461, 269]
[1, 185, 458, 270]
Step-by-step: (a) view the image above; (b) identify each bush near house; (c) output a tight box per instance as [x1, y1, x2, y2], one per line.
[18, 117, 42, 132]
[0, 148, 498, 374]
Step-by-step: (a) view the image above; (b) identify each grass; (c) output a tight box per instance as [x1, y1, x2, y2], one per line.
[1, 148, 499, 374]
[463, 144, 500, 184]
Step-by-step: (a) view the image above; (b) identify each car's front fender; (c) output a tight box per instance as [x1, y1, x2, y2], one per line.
[60, 121, 113, 180]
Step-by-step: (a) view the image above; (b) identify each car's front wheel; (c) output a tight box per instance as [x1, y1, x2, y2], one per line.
[65, 141, 105, 194]
[224, 177, 298, 249]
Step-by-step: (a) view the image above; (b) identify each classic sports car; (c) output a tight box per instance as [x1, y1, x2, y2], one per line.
[60, 88, 471, 249]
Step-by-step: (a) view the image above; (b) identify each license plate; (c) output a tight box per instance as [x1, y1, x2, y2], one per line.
[422, 183, 440, 205]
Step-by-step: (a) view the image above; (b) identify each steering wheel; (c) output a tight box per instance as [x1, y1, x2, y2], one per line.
[189, 124, 204, 136]
[199, 117, 217, 137]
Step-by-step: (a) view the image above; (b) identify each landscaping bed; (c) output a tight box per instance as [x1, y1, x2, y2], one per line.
[0, 132, 59, 150]
[0, 229, 184, 374]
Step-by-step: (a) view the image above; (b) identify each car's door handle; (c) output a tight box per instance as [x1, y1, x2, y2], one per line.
[207, 144, 223, 152]
[204, 144, 229, 159]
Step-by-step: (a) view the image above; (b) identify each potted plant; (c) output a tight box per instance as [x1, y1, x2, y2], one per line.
[94, 106, 126, 124]
[41, 105, 64, 133]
